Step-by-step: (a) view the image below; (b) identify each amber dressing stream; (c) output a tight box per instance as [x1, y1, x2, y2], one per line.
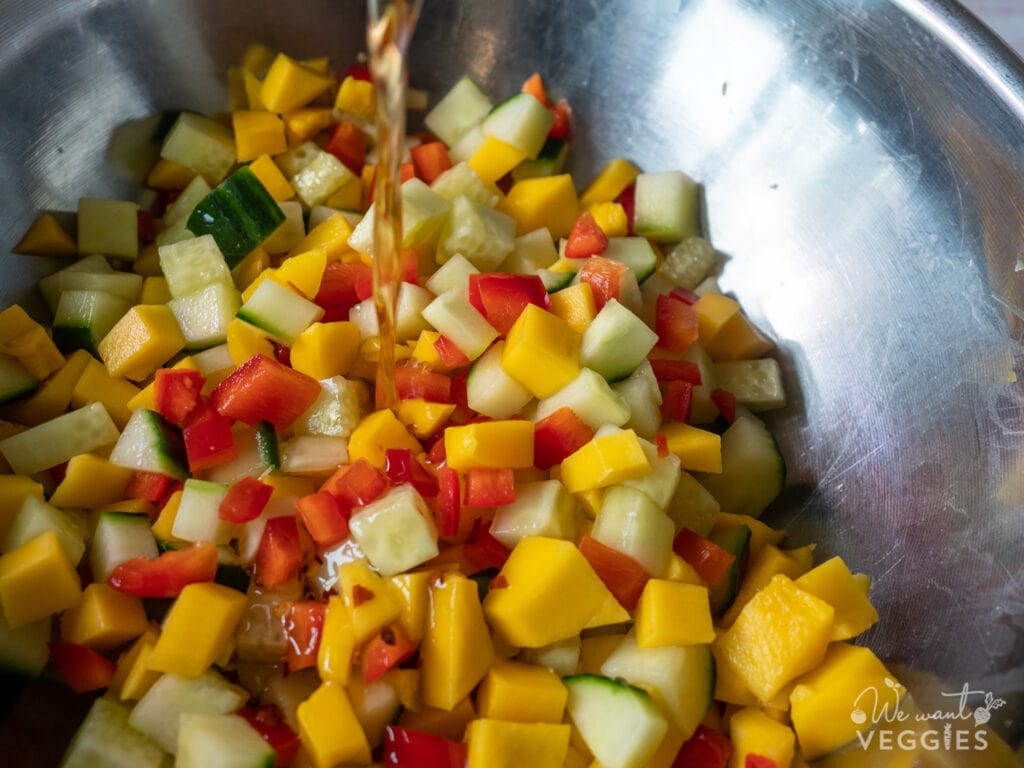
[367, 0, 421, 411]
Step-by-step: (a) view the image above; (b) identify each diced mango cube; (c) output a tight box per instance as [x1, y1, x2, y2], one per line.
[12, 213, 77, 257]
[109, 625, 161, 700]
[398, 696, 477, 742]
[248, 154, 295, 201]
[692, 293, 773, 362]
[290, 321, 361, 380]
[580, 158, 640, 208]
[548, 282, 597, 335]
[0, 475, 44, 543]
[729, 706, 796, 768]
[60, 582, 148, 650]
[337, 561, 403, 645]
[147, 582, 247, 677]
[444, 420, 534, 471]
[661, 422, 722, 474]
[466, 718, 570, 768]
[10, 348, 92, 427]
[560, 429, 650, 494]
[476, 661, 568, 724]
[4, 324, 64, 380]
[347, 408, 422, 469]
[50, 453, 134, 509]
[297, 682, 372, 768]
[712, 512, 786, 561]
[232, 110, 287, 162]
[469, 137, 528, 184]
[226, 318, 275, 366]
[721, 544, 808, 628]
[717, 574, 834, 701]
[317, 595, 355, 684]
[635, 580, 715, 647]
[0, 530, 82, 628]
[334, 76, 375, 117]
[502, 304, 581, 398]
[588, 201, 629, 237]
[259, 53, 334, 113]
[139, 276, 171, 304]
[97, 305, 185, 382]
[665, 553, 704, 585]
[69, 358, 139, 429]
[499, 174, 580, 238]
[289, 214, 355, 262]
[147, 157, 196, 190]
[150, 490, 183, 543]
[282, 107, 333, 145]
[273, 247, 327, 299]
[795, 556, 879, 641]
[389, 570, 432, 643]
[396, 398, 456, 440]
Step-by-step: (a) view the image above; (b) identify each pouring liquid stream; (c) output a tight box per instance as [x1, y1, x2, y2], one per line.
[367, 0, 421, 411]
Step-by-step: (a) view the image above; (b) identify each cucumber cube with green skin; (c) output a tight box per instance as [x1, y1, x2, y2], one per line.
[632, 170, 701, 243]
[176, 713, 275, 768]
[349, 484, 439, 577]
[2, 495, 86, 565]
[602, 237, 659, 284]
[467, 340, 533, 420]
[425, 253, 479, 296]
[91, 511, 158, 583]
[291, 151, 356, 208]
[172, 479, 233, 546]
[534, 368, 631, 431]
[279, 435, 350, 475]
[108, 408, 187, 480]
[425, 76, 493, 147]
[421, 288, 499, 361]
[160, 112, 236, 185]
[612, 361, 662, 441]
[590, 485, 674, 577]
[500, 227, 559, 274]
[348, 178, 452, 256]
[490, 479, 579, 549]
[169, 280, 242, 351]
[696, 414, 786, 518]
[0, 611, 50, 681]
[1, 402, 120, 477]
[77, 198, 139, 261]
[707, 524, 751, 616]
[430, 161, 501, 207]
[53, 289, 133, 355]
[580, 299, 659, 382]
[712, 358, 786, 411]
[665, 470, 720, 537]
[61, 698, 166, 768]
[164, 176, 213, 230]
[482, 92, 556, 159]
[621, 436, 681, 510]
[0, 353, 38, 405]
[436, 195, 517, 271]
[38, 269, 143, 315]
[236, 278, 324, 346]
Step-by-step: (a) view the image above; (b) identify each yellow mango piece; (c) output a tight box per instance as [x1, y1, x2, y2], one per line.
[795, 556, 879, 641]
[50, 453, 134, 509]
[501, 304, 581, 398]
[0, 305, 37, 345]
[718, 574, 834, 701]
[396, 399, 456, 440]
[138, 276, 171, 305]
[232, 247, 273, 293]
[12, 213, 77, 257]
[0, 530, 82, 628]
[410, 331, 445, 369]
[260, 53, 334, 114]
[147, 582, 247, 677]
[661, 422, 722, 473]
[274, 247, 327, 299]
[477, 661, 568, 724]
[60, 582, 148, 650]
[710, 635, 793, 711]
[692, 293, 773, 362]
[548, 282, 597, 335]
[729, 707, 796, 768]
[666, 553, 704, 585]
[443, 420, 534, 471]
[109, 625, 161, 700]
[289, 213, 355, 262]
[282, 107, 333, 145]
[0, 475, 44, 542]
[421, 572, 495, 711]
[150, 490, 184, 543]
[398, 695, 477, 741]
[466, 718, 570, 768]
[9, 348, 92, 427]
[579, 633, 627, 675]
[4, 324, 64, 380]
[348, 409, 422, 469]
[264, 473, 316, 500]
[97, 304, 185, 382]
[483, 537, 612, 648]
[583, 587, 631, 631]
[243, 69, 266, 110]
[147, 157, 196, 190]
[226, 318, 275, 366]
[575, 488, 604, 520]
[852, 571, 871, 595]
[232, 110, 287, 162]
[389, 570, 432, 643]
[721, 544, 808, 628]
[335, 76, 375, 117]
[560, 429, 651, 494]
[240, 267, 275, 303]
[588, 201, 630, 237]
[132, 243, 162, 277]
[337, 561, 403, 645]
[248, 154, 295, 203]
[298, 682, 372, 768]
[325, 176, 363, 211]
[580, 158, 640, 208]
[290, 321, 361, 380]
[241, 43, 276, 75]
[712, 512, 786, 561]
[318, 595, 355, 684]
[469, 136, 528, 184]
[789, 642, 905, 761]
[499, 174, 580, 238]
[636, 580, 715, 647]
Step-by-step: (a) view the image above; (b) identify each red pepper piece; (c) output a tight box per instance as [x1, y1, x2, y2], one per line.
[436, 467, 461, 538]
[578, 256, 627, 312]
[673, 725, 734, 768]
[468, 273, 548, 335]
[578, 535, 650, 610]
[183, 405, 237, 472]
[344, 62, 372, 81]
[661, 379, 693, 423]
[463, 520, 511, 572]
[47, 641, 116, 694]
[368, 163, 415, 205]
[326, 119, 368, 175]
[219, 476, 274, 524]
[210, 354, 322, 430]
[125, 471, 174, 504]
[315, 260, 374, 322]
[296, 490, 350, 550]
[409, 141, 453, 184]
[548, 99, 573, 141]
[255, 515, 303, 590]
[656, 433, 670, 458]
[617, 183, 636, 234]
[746, 756, 778, 768]
[108, 542, 218, 598]
[670, 286, 700, 305]
[284, 600, 325, 672]
[432, 334, 471, 369]
[672, 528, 737, 587]
[711, 389, 737, 424]
[566, 211, 609, 260]
[533, 407, 594, 470]
[655, 293, 700, 353]
[464, 467, 516, 508]
[362, 623, 418, 684]
[649, 359, 703, 385]
[394, 364, 452, 403]
[238, 705, 300, 768]
[383, 724, 468, 768]
[384, 448, 440, 497]
[137, 210, 157, 243]
[154, 369, 205, 425]
[321, 458, 389, 511]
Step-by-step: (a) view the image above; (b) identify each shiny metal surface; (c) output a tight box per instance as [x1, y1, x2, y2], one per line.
[1, 0, 1023, 758]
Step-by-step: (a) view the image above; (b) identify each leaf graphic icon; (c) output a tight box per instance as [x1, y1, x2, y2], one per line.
[884, 677, 897, 689]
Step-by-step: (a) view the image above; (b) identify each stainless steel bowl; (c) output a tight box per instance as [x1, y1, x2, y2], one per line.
[1, 0, 1022, 762]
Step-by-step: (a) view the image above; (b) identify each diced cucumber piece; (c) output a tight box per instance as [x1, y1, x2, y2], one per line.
[279, 435, 349, 475]
[187, 167, 287, 268]
[169, 280, 242, 350]
[348, 178, 452, 256]
[707, 524, 751, 617]
[191, 342, 234, 379]
[603, 237, 658, 283]
[580, 299, 659, 382]
[91, 511, 159, 583]
[52, 289, 132, 355]
[128, 670, 248, 754]
[77, 198, 139, 261]
[612, 360, 662, 440]
[600, 632, 714, 741]
[108, 408, 188, 480]
[424, 76, 493, 146]
[348, 676, 404, 747]
[257, 420, 281, 469]
[294, 377, 365, 438]
[172, 479, 233, 545]
[38, 267, 143, 315]
[395, 282, 435, 341]
[0, 353, 39, 404]
[236, 278, 324, 346]
[682, 342, 718, 424]
[538, 268, 575, 293]
[534, 368, 631, 431]
[712, 358, 786, 411]
[697, 415, 785, 518]
[666, 470, 720, 536]
[163, 175, 213, 230]
[348, 484, 439, 577]
[424, 253, 479, 296]
[694, 275, 721, 295]
[430, 161, 501, 208]
[0, 612, 49, 681]
[482, 93, 555, 159]
[158, 234, 233, 299]
[632, 170, 700, 243]
[274, 141, 321, 177]
[490, 479, 579, 549]
[0, 402, 120, 476]
[421, 288, 499, 361]
[590, 485, 674, 577]
[203, 425, 274, 485]
[2, 495, 86, 565]
[61, 697, 166, 768]
[348, 297, 378, 340]
[37, 254, 111, 309]
[518, 636, 581, 677]
[176, 713, 275, 768]
[660, 237, 719, 290]
[564, 674, 668, 768]
[511, 137, 569, 181]
[447, 123, 486, 163]
[436, 195, 517, 271]
[161, 112, 236, 184]
[467, 340, 533, 419]
[500, 227, 559, 274]
[291, 151, 356, 208]
[621, 437, 681, 510]
[261, 200, 306, 254]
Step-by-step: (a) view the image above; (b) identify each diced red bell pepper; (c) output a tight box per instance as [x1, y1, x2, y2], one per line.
[315, 260, 374, 322]
[711, 389, 737, 424]
[210, 354, 322, 430]
[321, 458, 389, 511]
[673, 725, 733, 768]
[432, 334, 471, 369]
[384, 448, 440, 497]
[409, 141, 453, 185]
[344, 62, 372, 81]
[565, 211, 609, 260]
[468, 273, 548, 335]
[548, 99, 573, 141]
[239, 705, 301, 768]
[125, 471, 175, 505]
[656, 293, 700, 353]
[533, 407, 594, 470]
[670, 286, 700, 305]
[649, 358, 703, 385]
[273, 344, 291, 367]
[464, 467, 515, 508]
[108, 542, 218, 598]
[255, 515, 304, 590]
[137, 210, 157, 243]
[656, 433, 670, 458]
[395, 365, 452, 403]
[463, 520, 511, 572]
[672, 528, 737, 587]
[326, 119, 368, 175]
[47, 641, 116, 694]
[383, 725, 468, 768]
[183, 404, 238, 472]
[617, 183, 636, 234]
[436, 467, 461, 538]
[368, 163, 415, 205]
[578, 535, 650, 610]
[154, 368, 204, 425]
[296, 490, 351, 550]
[661, 379, 693, 423]
[746, 756, 778, 768]
[284, 600, 325, 673]
[578, 256, 628, 311]
[401, 248, 421, 285]
[219, 476, 273, 524]
[427, 434, 447, 466]
[362, 622, 418, 684]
